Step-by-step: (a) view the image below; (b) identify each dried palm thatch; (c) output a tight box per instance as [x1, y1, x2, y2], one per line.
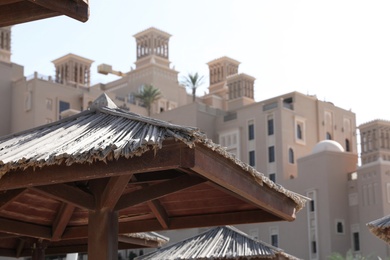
[367, 215, 390, 244]
[135, 226, 302, 260]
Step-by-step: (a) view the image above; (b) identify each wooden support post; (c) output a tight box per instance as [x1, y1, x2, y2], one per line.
[88, 209, 118, 260]
[31, 240, 46, 260]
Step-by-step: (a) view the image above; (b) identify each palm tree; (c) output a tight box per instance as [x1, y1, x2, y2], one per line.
[134, 84, 162, 116]
[180, 72, 204, 102]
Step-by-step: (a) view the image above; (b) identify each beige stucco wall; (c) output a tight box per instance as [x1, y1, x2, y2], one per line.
[0, 61, 23, 136]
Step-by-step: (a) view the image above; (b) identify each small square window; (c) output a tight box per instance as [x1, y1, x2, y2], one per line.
[336, 220, 345, 234]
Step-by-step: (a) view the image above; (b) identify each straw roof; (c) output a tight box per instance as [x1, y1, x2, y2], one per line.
[135, 226, 302, 260]
[367, 215, 390, 244]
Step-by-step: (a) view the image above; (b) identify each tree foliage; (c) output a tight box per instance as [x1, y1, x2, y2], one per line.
[180, 72, 205, 102]
[328, 250, 374, 260]
[135, 84, 162, 116]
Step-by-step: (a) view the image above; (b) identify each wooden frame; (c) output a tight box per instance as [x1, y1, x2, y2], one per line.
[0, 0, 89, 27]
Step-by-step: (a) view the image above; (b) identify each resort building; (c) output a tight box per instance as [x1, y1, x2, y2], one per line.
[0, 26, 389, 259]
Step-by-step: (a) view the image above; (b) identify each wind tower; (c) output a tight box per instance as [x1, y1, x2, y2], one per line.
[226, 73, 256, 110]
[0, 27, 11, 63]
[133, 27, 171, 69]
[52, 53, 93, 87]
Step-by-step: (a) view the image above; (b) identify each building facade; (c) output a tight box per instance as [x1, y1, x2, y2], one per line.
[0, 26, 389, 259]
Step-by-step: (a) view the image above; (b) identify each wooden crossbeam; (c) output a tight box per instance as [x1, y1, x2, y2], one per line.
[30, 184, 95, 210]
[118, 234, 162, 248]
[191, 145, 297, 221]
[60, 209, 279, 240]
[0, 217, 51, 239]
[52, 203, 75, 241]
[99, 175, 133, 210]
[115, 174, 206, 211]
[0, 189, 26, 209]
[147, 200, 169, 229]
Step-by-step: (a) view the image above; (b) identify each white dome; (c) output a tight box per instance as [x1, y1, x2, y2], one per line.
[312, 140, 345, 154]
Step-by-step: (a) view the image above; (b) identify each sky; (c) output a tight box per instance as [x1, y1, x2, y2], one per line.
[10, 0, 390, 126]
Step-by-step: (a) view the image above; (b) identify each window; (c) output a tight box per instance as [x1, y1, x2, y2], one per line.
[326, 132, 332, 140]
[59, 101, 70, 113]
[295, 117, 306, 144]
[248, 120, 255, 140]
[346, 139, 350, 152]
[46, 98, 53, 110]
[270, 227, 279, 248]
[297, 124, 302, 139]
[310, 200, 315, 212]
[219, 130, 240, 159]
[289, 148, 294, 164]
[311, 241, 317, 254]
[271, 234, 278, 247]
[59, 100, 70, 119]
[269, 173, 276, 183]
[267, 118, 274, 135]
[268, 146, 275, 163]
[336, 220, 344, 234]
[249, 150, 255, 167]
[283, 97, 293, 110]
[353, 232, 360, 251]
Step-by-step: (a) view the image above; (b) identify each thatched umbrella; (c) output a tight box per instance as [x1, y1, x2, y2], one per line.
[367, 215, 390, 243]
[135, 226, 301, 260]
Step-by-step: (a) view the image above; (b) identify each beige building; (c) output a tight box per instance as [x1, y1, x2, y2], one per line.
[352, 120, 390, 257]
[1, 26, 389, 259]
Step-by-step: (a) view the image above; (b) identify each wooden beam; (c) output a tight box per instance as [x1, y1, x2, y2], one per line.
[0, 188, 26, 209]
[88, 209, 118, 260]
[0, 143, 194, 191]
[0, 1, 59, 27]
[0, 0, 23, 5]
[132, 170, 185, 184]
[115, 174, 206, 211]
[191, 144, 298, 221]
[118, 234, 162, 248]
[99, 175, 133, 210]
[0, 233, 18, 239]
[118, 210, 280, 233]
[16, 239, 25, 258]
[59, 209, 278, 240]
[52, 203, 75, 241]
[147, 200, 169, 229]
[61, 213, 156, 240]
[0, 217, 51, 239]
[30, 184, 94, 210]
[27, 0, 89, 22]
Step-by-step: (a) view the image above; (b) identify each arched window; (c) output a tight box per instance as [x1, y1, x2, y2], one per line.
[345, 139, 350, 152]
[289, 148, 294, 164]
[326, 132, 332, 140]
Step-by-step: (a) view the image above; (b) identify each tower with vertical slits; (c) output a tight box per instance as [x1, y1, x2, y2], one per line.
[52, 53, 94, 87]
